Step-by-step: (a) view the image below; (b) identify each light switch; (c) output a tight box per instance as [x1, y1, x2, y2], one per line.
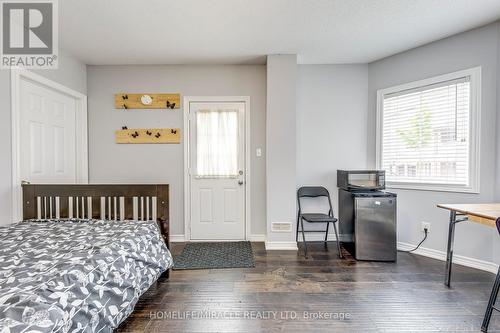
[256, 148, 262, 157]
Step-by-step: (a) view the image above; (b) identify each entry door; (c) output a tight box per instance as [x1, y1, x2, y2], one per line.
[189, 102, 246, 240]
[20, 78, 77, 183]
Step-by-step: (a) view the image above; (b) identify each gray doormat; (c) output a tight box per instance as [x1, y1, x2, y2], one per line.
[173, 241, 255, 270]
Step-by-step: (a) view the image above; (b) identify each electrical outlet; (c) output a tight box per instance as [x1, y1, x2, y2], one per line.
[421, 222, 431, 233]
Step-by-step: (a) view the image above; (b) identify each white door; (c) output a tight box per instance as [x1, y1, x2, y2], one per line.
[20, 78, 77, 183]
[189, 102, 246, 240]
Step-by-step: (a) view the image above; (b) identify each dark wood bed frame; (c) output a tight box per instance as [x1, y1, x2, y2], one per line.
[21, 183, 170, 250]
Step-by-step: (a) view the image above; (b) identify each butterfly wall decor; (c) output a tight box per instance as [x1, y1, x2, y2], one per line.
[115, 93, 180, 109]
[115, 128, 180, 144]
[166, 101, 176, 109]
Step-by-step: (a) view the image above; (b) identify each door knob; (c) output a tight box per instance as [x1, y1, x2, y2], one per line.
[238, 180, 244, 185]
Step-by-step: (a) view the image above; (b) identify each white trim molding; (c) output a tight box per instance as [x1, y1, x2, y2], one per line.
[171, 234, 267, 243]
[299, 232, 339, 242]
[183, 96, 251, 241]
[170, 235, 187, 243]
[10, 68, 88, 223]
[397, 242, 498, 274]
[248, 234, 266, 242]
[376, 66, 481, 194]
[265, 241, 298, 251]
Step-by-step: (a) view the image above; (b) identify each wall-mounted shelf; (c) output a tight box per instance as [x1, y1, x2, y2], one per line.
[115, 128, 181, 144]
[115, 93, 180, 109]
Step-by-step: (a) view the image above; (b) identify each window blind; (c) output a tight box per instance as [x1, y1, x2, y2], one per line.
[381, 76, 471, 186]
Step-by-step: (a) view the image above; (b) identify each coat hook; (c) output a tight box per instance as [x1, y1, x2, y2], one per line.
[122, 126, 128, 130]
[171, 129, 177, 134]
[155, 132, 161, 138]
[131, 131, 139, 138]
[122, 94, 128, 100]
[123, 104, 128, 109]
[146, 130, 152, 136]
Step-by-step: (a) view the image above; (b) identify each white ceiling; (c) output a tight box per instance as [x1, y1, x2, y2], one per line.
[60, 0, 500, 65]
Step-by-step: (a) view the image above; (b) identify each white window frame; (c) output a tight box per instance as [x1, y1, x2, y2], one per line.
[376, 67, 481, 193]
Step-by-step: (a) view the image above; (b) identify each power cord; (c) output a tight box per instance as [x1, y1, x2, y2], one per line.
[398, 228, 428, 253]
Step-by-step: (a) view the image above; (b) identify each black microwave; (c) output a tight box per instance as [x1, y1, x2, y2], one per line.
[337, 170, 385, 191]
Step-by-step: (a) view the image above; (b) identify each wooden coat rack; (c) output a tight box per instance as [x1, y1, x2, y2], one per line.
[115, 93, 180, 109]
[115, 128, 181, 144]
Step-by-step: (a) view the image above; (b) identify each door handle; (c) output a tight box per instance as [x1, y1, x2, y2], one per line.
[238, 180, 244, 185]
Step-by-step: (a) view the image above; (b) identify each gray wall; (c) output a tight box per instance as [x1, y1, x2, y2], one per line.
[492, 23, 500, 265]
[86, 65, 267, 236]
[31, 49, 87, 95]
[496, 23, 500, 205]
[265, 55, 297, 244]
[368, 23, 499, 263]
[297, 65, 368, 231]
[0, 21, 498, 268]
[0, 49, 87, 225]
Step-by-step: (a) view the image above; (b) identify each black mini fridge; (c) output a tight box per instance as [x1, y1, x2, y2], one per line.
[337, 170, 397, 261]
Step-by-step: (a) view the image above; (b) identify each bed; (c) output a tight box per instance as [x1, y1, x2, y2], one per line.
[0, 184, 173, 333]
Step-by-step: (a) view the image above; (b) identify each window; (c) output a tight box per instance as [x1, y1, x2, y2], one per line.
[376, 67, 480, 193]
[196, 109, 238, 177]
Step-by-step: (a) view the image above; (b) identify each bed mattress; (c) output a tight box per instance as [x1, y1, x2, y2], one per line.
[0, 219, 173, 333]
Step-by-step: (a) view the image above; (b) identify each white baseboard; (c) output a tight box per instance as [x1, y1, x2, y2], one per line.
[265, 241, 298, 251]
[248, 234, 266, 242]
[170, 234, 267, 242]
[170, 234, 186, 242]
[300, 232, 338, 241]
[397, 241, 499, 274]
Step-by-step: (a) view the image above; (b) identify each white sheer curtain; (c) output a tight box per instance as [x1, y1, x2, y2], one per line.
[196, 109, 238, 177]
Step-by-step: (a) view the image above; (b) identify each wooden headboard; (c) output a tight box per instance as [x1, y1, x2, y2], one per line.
[22, 184, 169, 247]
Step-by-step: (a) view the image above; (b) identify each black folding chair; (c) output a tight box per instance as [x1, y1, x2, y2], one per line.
[481, 217, 500, 332]
[296, 186, 343, 259]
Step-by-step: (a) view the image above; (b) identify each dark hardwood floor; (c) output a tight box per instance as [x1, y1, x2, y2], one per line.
[116, 242, 500, 332]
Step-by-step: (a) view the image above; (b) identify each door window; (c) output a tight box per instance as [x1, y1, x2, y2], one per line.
[196, 109, 238, 177]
